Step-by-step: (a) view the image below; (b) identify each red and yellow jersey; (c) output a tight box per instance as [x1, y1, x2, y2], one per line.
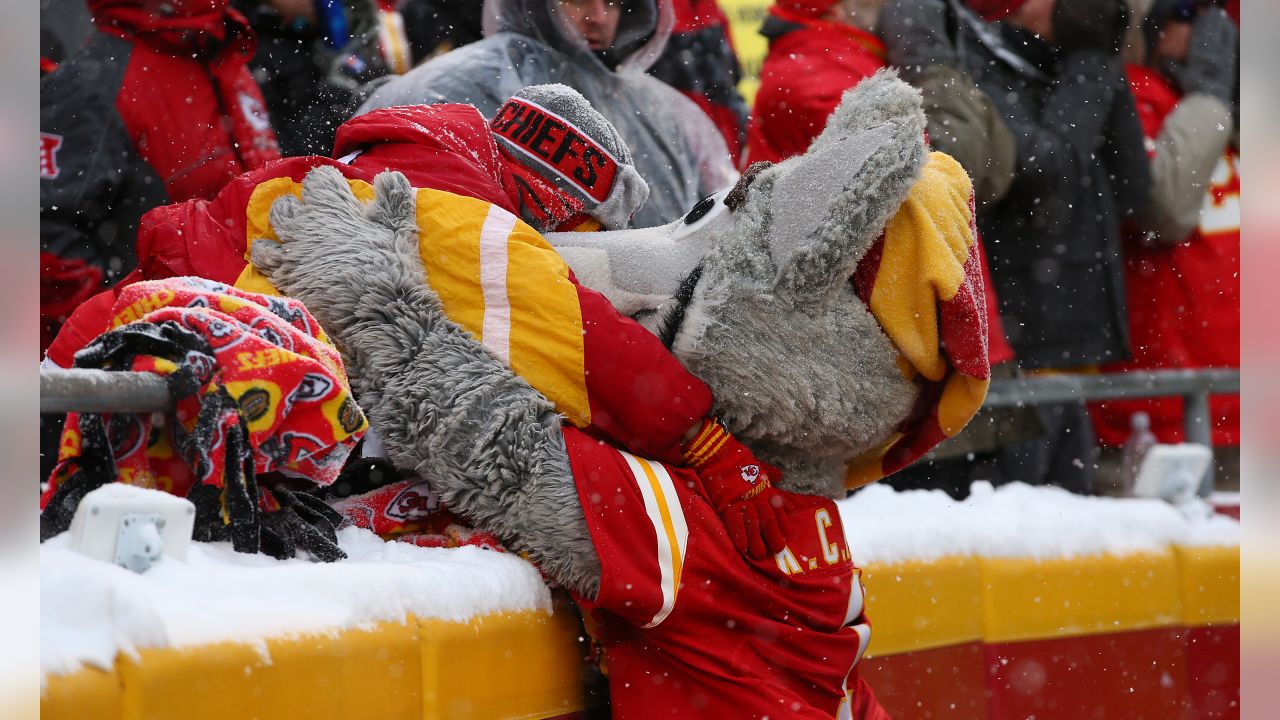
[237, 178, 710, 464]
[48, 105, 711, 465]
[562, 427, 888, 720]
[1092, 66, 1240, 447]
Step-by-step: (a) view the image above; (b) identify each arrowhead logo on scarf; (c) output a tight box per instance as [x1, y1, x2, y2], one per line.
[41, 277, 366, 558]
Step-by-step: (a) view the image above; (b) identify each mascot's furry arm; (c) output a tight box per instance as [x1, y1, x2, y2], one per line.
[250, 169, 602, 597]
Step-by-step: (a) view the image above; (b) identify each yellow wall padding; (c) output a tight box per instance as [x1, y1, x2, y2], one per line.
[979, 551, 1183, 643]
[1175, 544, 1241, 627]
[40, 664, 121, 720]
[860, 544, 1238, 658]
[42, 610, 587, 720]
[43, 546, 1238, 718]
[862, 555, 984, 658]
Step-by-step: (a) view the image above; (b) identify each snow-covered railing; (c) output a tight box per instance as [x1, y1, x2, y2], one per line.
[985, 368, 1239, 495]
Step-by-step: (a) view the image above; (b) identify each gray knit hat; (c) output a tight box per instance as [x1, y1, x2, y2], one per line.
[491, 84, 649, 230]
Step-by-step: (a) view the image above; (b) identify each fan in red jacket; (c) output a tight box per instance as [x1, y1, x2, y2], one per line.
[745, 0, 888, 166]
[40, 0, 281, 353]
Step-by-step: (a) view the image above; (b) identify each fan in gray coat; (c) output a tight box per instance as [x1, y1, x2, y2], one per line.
[356, 0, 736, 228]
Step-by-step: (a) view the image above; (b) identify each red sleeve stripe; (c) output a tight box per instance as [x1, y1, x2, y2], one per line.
[620, 451, 688, 628]
[835, 623, 874, 720]
[842, 567, 866, 627]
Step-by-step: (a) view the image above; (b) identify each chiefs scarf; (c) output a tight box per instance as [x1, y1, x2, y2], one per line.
[847, 152, 991, 488]
[40, 277, 366, 558]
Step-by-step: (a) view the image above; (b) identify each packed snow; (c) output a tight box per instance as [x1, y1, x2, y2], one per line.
[40, 525, 551, 681]
[41, 481, 1238, 683]
[838, 480, 1240, 565]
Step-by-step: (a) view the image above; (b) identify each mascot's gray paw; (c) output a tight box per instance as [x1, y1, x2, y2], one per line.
[250, 167, 420, 338]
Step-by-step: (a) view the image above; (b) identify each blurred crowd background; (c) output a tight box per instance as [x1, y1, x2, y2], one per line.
[38, 0, 1240, 498]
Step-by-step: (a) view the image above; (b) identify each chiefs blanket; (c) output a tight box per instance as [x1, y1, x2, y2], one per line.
[40, 277, 366, 559]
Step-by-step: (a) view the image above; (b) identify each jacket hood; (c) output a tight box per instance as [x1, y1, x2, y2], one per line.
[481, 0, 672, 73]
[89, 0, 247, 49]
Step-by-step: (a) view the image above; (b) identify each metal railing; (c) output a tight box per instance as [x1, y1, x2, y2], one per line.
[43, 366, 1241, 495]
[41, 368, 173, 415]
[984, 368, 1239, 496]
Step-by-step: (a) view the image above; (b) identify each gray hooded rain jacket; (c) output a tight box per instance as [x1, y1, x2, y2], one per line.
[357, 0, 737, 228]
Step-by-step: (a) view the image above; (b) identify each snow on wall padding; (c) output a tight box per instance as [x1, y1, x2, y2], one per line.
[41, 609, 593, 720]
[42, 545, 1237, 720]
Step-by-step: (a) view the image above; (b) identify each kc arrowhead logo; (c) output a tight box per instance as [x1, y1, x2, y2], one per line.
[741, 464, 761, 484]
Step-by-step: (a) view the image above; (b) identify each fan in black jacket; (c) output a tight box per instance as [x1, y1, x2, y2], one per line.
[959, 0, 1152, 493]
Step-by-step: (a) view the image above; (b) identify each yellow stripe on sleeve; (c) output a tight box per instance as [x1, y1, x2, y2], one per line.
[621, 451, 688, 629]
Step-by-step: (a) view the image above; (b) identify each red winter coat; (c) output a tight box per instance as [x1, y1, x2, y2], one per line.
[1090, 66, 1240, 447]
[745, 12, 886, 165]
[40, 0, 280, 351]
[46, 103, 714, 467]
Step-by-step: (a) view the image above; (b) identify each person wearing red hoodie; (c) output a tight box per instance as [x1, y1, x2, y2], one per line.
[745, 0, 888, 166]
[40, 0, 281, 353]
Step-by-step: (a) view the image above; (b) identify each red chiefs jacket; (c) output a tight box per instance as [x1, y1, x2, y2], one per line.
[47, 103, 713, 466]
[1091, 66, 1240, 447]
[563, 426, 888, 719]
[40, 0, 280, 350]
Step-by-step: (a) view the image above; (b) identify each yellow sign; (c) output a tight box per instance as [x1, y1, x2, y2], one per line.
[720, 0, 773, 106]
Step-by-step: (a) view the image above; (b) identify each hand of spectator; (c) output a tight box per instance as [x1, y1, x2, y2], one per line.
[1052, 0, 1130, 55]
[258, 487, 348, 562]
[683, 418, 787, 560]
[878, 0, 957, 74]
[1171, 8, 1238, 105]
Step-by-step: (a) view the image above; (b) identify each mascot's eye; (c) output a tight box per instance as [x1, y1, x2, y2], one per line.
[684, 196, 717, 225]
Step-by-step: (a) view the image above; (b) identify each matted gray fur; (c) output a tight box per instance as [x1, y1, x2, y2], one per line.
[252, 167, 601, 597]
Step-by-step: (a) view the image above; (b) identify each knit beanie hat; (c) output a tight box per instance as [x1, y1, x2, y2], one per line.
[965, 0, 1030, 21]
[490, 84, 649, 232]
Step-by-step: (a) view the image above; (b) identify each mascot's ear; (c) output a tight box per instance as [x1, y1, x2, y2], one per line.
[762, 70, 928, 306]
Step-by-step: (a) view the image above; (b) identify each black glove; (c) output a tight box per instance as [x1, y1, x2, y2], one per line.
[1170, 8, 1238, 105]
[259, 487, 348, 562]
[878, 0, 957, 74]
[1053, 0, 1130, 55]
